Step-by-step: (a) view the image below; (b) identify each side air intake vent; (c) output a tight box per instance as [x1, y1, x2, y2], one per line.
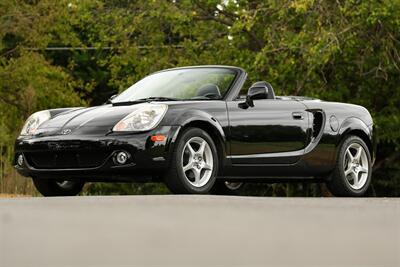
[312, 111, 324, 141]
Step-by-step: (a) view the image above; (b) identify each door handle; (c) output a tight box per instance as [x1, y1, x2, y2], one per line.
[292, 112, 304, 120]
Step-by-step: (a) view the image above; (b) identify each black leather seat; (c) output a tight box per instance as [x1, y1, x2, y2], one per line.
[250, 81, 275, 99]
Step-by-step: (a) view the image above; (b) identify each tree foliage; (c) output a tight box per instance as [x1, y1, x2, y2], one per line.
[0, 0, 399, 196]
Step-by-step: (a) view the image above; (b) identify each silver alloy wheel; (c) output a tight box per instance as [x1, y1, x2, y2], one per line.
[56, 181, 75, 189]
[224, 182, 243, 191]
[343, 143, 369, 190]
[181, 136, 213, 188]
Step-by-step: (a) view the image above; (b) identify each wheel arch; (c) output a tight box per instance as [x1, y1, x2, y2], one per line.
[174, 118, 227, 176]
[337, 117, 374, 159]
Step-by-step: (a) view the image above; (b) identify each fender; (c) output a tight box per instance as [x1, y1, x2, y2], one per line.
[169, 109, 227, 143]
[338, 117, 372, 141]
[336, 116, 374, 162]
[164, 108, 229, 170]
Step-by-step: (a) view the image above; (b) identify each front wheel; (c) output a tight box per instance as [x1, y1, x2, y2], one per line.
[33, 178, 84, 197]
[327, 136, 372, 197]
[164, 127, 218, 194]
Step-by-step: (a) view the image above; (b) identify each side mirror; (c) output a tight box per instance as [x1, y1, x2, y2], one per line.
[239, 86, 268, 109]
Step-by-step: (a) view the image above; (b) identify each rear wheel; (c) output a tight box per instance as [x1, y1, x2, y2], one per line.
[212, 181, 244, 195]
[327, 136, 372, 197]
[164, 128, 218, 194]
[32, 178, 84, 197]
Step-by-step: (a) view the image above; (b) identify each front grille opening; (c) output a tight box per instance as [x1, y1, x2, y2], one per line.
[25, 150, 110, 169]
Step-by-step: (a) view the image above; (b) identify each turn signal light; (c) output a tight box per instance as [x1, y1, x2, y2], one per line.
[151, 135, 166, 142]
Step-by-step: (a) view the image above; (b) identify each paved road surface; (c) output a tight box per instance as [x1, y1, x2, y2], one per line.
[0, 196, 399, 266]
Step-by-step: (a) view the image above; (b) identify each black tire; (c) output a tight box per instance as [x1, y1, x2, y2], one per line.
[164, 127, 219, 194]
[32, 178, 84, 197]
[211, 181, 244, 195]
[327, 136, 372, 197]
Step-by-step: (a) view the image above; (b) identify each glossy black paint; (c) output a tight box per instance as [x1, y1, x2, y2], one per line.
[14, 65, 375, 183]
[227, 99, 309, 164]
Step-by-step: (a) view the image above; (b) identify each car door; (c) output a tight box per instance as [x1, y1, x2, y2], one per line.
[227, 98, 309, 164]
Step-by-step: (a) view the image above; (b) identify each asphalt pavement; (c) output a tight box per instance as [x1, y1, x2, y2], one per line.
[0, 195, 399, 267]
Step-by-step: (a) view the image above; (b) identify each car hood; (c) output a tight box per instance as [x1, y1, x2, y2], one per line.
[36, 104, 142, 136]
[33, 100, 219, 137]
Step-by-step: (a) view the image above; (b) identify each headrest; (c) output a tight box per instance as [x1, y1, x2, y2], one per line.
[197, 84, 221, 98]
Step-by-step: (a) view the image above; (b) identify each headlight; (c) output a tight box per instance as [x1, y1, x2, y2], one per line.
[113, 103, 168, 132]
[20, 110, 51, 136]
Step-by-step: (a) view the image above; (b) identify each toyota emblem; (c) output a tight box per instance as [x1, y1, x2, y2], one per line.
[61, 129, 72, 135]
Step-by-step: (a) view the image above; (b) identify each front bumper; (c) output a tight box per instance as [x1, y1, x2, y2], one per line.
[14, 126, 181, 182]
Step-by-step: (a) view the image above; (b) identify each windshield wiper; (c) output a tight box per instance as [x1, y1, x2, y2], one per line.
[111, 100, 145, 106]
[136, 97, 180, 101]
[111, 97, 179, 106]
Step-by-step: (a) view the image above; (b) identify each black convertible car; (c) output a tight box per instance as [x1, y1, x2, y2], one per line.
[14, 66, 375, 197]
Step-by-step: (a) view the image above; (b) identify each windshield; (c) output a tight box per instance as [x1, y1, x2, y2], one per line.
[112, 68, 237, 103]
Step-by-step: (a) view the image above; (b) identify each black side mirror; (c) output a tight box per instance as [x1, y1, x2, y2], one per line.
[239, 86, 268, 109]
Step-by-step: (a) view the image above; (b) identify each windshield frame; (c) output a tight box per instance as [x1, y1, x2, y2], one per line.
[111, 66, 247, 103]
